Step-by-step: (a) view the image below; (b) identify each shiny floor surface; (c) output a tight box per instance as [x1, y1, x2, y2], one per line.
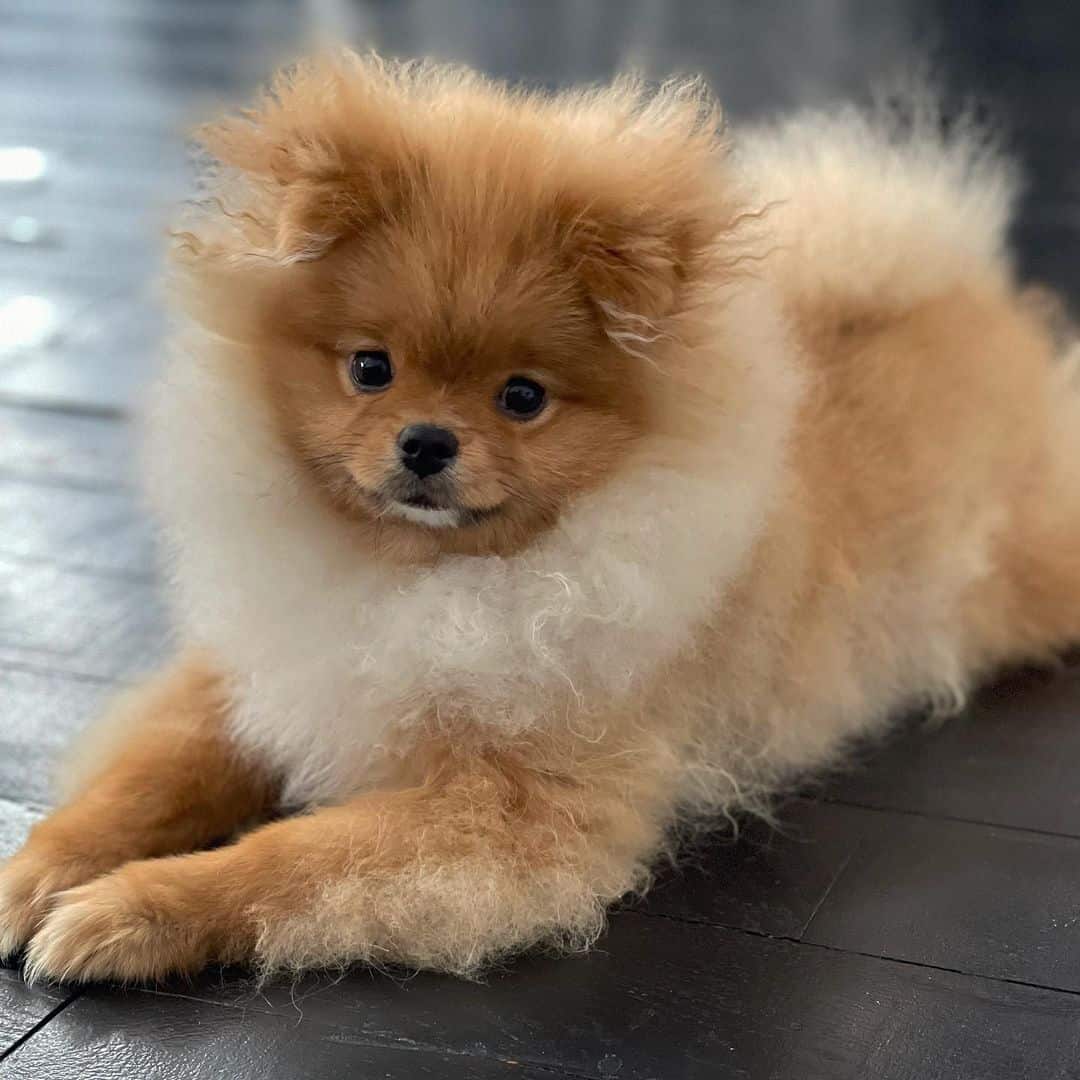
[2, 2, 1080, 1077]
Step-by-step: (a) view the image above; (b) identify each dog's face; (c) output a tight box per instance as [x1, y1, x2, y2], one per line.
[259, 209, 653, 556]
[180, 55, 738, 558]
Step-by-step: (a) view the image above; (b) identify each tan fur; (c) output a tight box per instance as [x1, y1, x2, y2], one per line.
[24, 725, 671, 982]
[0, 656, 274, 963]
[657, 279, 1080, 813]
[3, 52, 1080, 984]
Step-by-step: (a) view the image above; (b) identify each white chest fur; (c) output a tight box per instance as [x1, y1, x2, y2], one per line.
[144, 283, 799, 805]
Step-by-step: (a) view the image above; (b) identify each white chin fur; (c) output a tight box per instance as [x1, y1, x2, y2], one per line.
[386, 502, 461, 529]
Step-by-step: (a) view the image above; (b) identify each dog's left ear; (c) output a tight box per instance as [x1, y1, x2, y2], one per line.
[554, 79, 737, 322]
[567, 207, 703, 321]
[558, 155, 739, 324]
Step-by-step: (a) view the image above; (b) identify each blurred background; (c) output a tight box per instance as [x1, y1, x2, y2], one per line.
[0, 0, 1077, 417]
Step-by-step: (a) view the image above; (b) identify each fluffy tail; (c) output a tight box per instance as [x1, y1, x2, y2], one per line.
[734, 84, 1019, 312]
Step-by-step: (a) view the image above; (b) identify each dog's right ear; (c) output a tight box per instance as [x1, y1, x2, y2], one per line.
[193, 122, 357, 264]
[186, 55, 413, 264]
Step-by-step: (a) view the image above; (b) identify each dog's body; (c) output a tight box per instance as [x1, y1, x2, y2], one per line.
[3, 55, 1079, 983]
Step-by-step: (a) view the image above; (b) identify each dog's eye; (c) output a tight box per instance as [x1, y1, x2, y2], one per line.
[349, 350, 394, 392]
[497, 376, 547, 420]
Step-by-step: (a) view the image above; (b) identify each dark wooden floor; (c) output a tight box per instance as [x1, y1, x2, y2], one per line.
[2, 2, 1080, 1077]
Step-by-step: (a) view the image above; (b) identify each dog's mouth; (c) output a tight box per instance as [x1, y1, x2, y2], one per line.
[400, 493, 441, 510]
[362, 484, 505, 530]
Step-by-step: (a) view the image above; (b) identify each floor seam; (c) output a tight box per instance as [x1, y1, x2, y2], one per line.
[625, 908, 1080, 999]
[0, 658, 124, 687]
[796, 836, 860, 940]
[0, 393, 128, 422]
[820, 793, 1080, 843]
[0, 795, 50, 813]
[0, 469, 133, 495]
[0, 991, 82, 1065]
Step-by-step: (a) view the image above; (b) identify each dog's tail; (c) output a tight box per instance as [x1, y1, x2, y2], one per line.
[734, 81, 1019, 314]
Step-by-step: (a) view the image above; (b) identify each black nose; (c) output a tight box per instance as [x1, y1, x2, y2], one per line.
[397, 424, 459, 478]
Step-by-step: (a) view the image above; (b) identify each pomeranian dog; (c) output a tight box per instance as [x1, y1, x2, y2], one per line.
[3, 51, 1079, 984]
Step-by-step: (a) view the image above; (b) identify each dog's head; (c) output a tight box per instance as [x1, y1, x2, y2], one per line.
[175, 53, 751, 558]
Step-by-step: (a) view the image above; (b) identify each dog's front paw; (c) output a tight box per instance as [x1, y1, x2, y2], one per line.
[0, 847, 104, 960]
[23, 860, 219, 985]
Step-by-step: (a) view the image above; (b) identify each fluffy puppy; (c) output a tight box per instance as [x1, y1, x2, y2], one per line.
[3, 52, 1080, 984]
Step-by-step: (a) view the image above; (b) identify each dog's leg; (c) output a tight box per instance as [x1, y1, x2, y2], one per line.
[0, 655, 276, 958]
[23, 735, 669, 983]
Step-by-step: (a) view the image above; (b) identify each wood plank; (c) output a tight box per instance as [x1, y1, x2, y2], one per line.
[0, 668, 115, 805]
[0, 799, 71, 1059]
[0, 971, 70, 1062]
[145, 912, 1080, 1080]
[0, 405, 135, 489]
[0, 797, 43, 857]
[0, 558, 168, 682]
[805, 809, 1080, 992]
[828, 663, 1080, 835]
[1, 989, 564, 1080]
[0, 291, 163, 414]
[0, 480, 156, 578]
[632, 798, 864, 938]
